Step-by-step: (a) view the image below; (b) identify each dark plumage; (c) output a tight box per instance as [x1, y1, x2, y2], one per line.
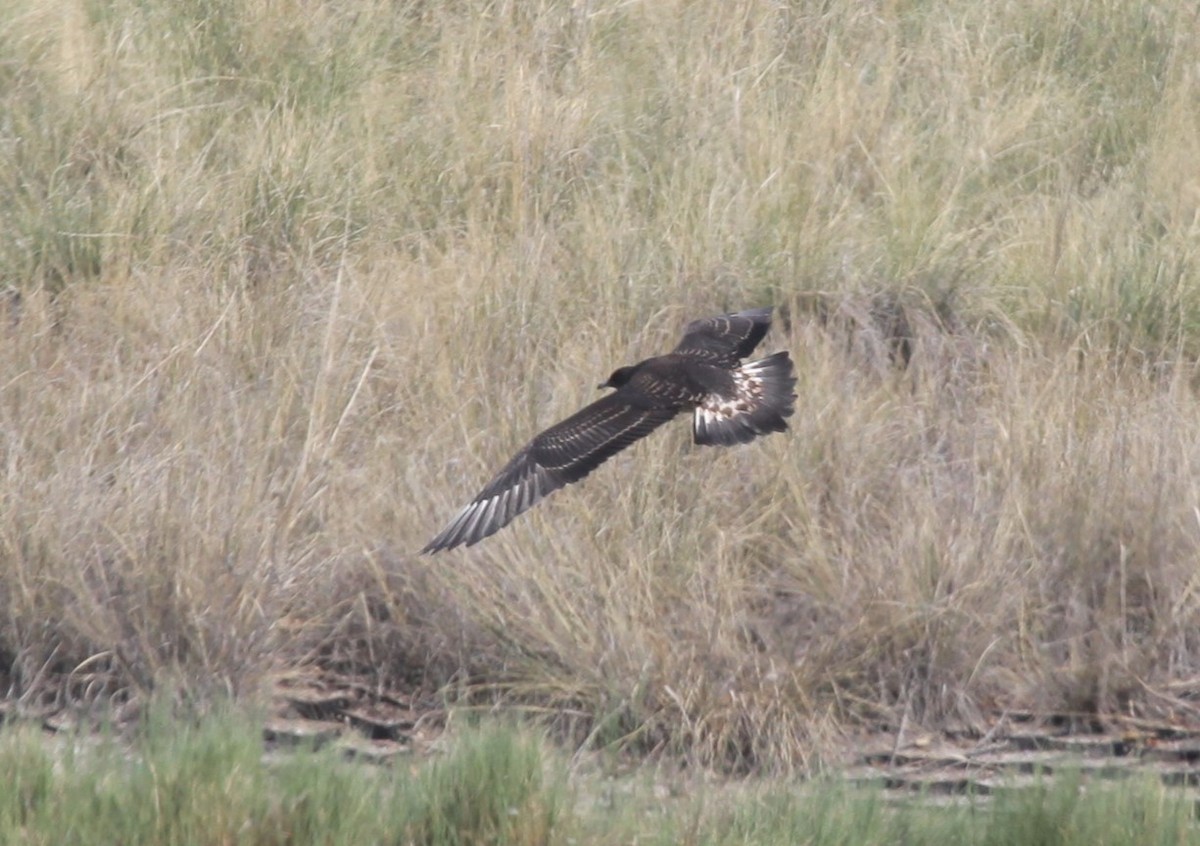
[422, 307, 796, 553]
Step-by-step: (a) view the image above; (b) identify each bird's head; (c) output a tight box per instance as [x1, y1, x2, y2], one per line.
[598, 365, 638, 390]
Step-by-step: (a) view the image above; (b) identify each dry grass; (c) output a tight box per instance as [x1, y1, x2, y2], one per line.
[2, 0, 1200, 771]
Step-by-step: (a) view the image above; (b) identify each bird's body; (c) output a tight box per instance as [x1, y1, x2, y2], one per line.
[422, 307, 796, 553]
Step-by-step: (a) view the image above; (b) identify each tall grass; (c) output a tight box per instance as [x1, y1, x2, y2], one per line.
[1, 0, 1199, 770]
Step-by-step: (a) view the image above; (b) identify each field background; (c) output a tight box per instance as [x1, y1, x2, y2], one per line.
[2, 0, 1200, 773]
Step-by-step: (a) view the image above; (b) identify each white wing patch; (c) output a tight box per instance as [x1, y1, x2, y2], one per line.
[696, 368, 762, 424]
[692, 353, 794, 447]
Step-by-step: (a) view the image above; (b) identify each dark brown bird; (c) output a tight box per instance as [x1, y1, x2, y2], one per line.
[422, 307, 796, 553]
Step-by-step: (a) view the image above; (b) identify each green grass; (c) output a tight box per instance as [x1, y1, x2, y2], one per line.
[2, 0, 1200, 773]
[0, 707, 562, 845]
[0, 709, 1196, 845]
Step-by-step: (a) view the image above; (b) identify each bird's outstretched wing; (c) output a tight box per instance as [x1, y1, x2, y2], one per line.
[422, 393, 679, 553]
[671, 306, 774, 365]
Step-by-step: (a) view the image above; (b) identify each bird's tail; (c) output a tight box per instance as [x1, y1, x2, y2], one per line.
[692, 351, 797, 446]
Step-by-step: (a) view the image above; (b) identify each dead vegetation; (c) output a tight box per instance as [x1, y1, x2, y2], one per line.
[2, 0, 1200, 772]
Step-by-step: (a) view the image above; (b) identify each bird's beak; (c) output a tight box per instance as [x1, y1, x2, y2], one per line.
[596, 382, 606, 390]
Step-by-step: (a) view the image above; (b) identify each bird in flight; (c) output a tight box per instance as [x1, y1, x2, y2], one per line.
[422, 306, 796, 553]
